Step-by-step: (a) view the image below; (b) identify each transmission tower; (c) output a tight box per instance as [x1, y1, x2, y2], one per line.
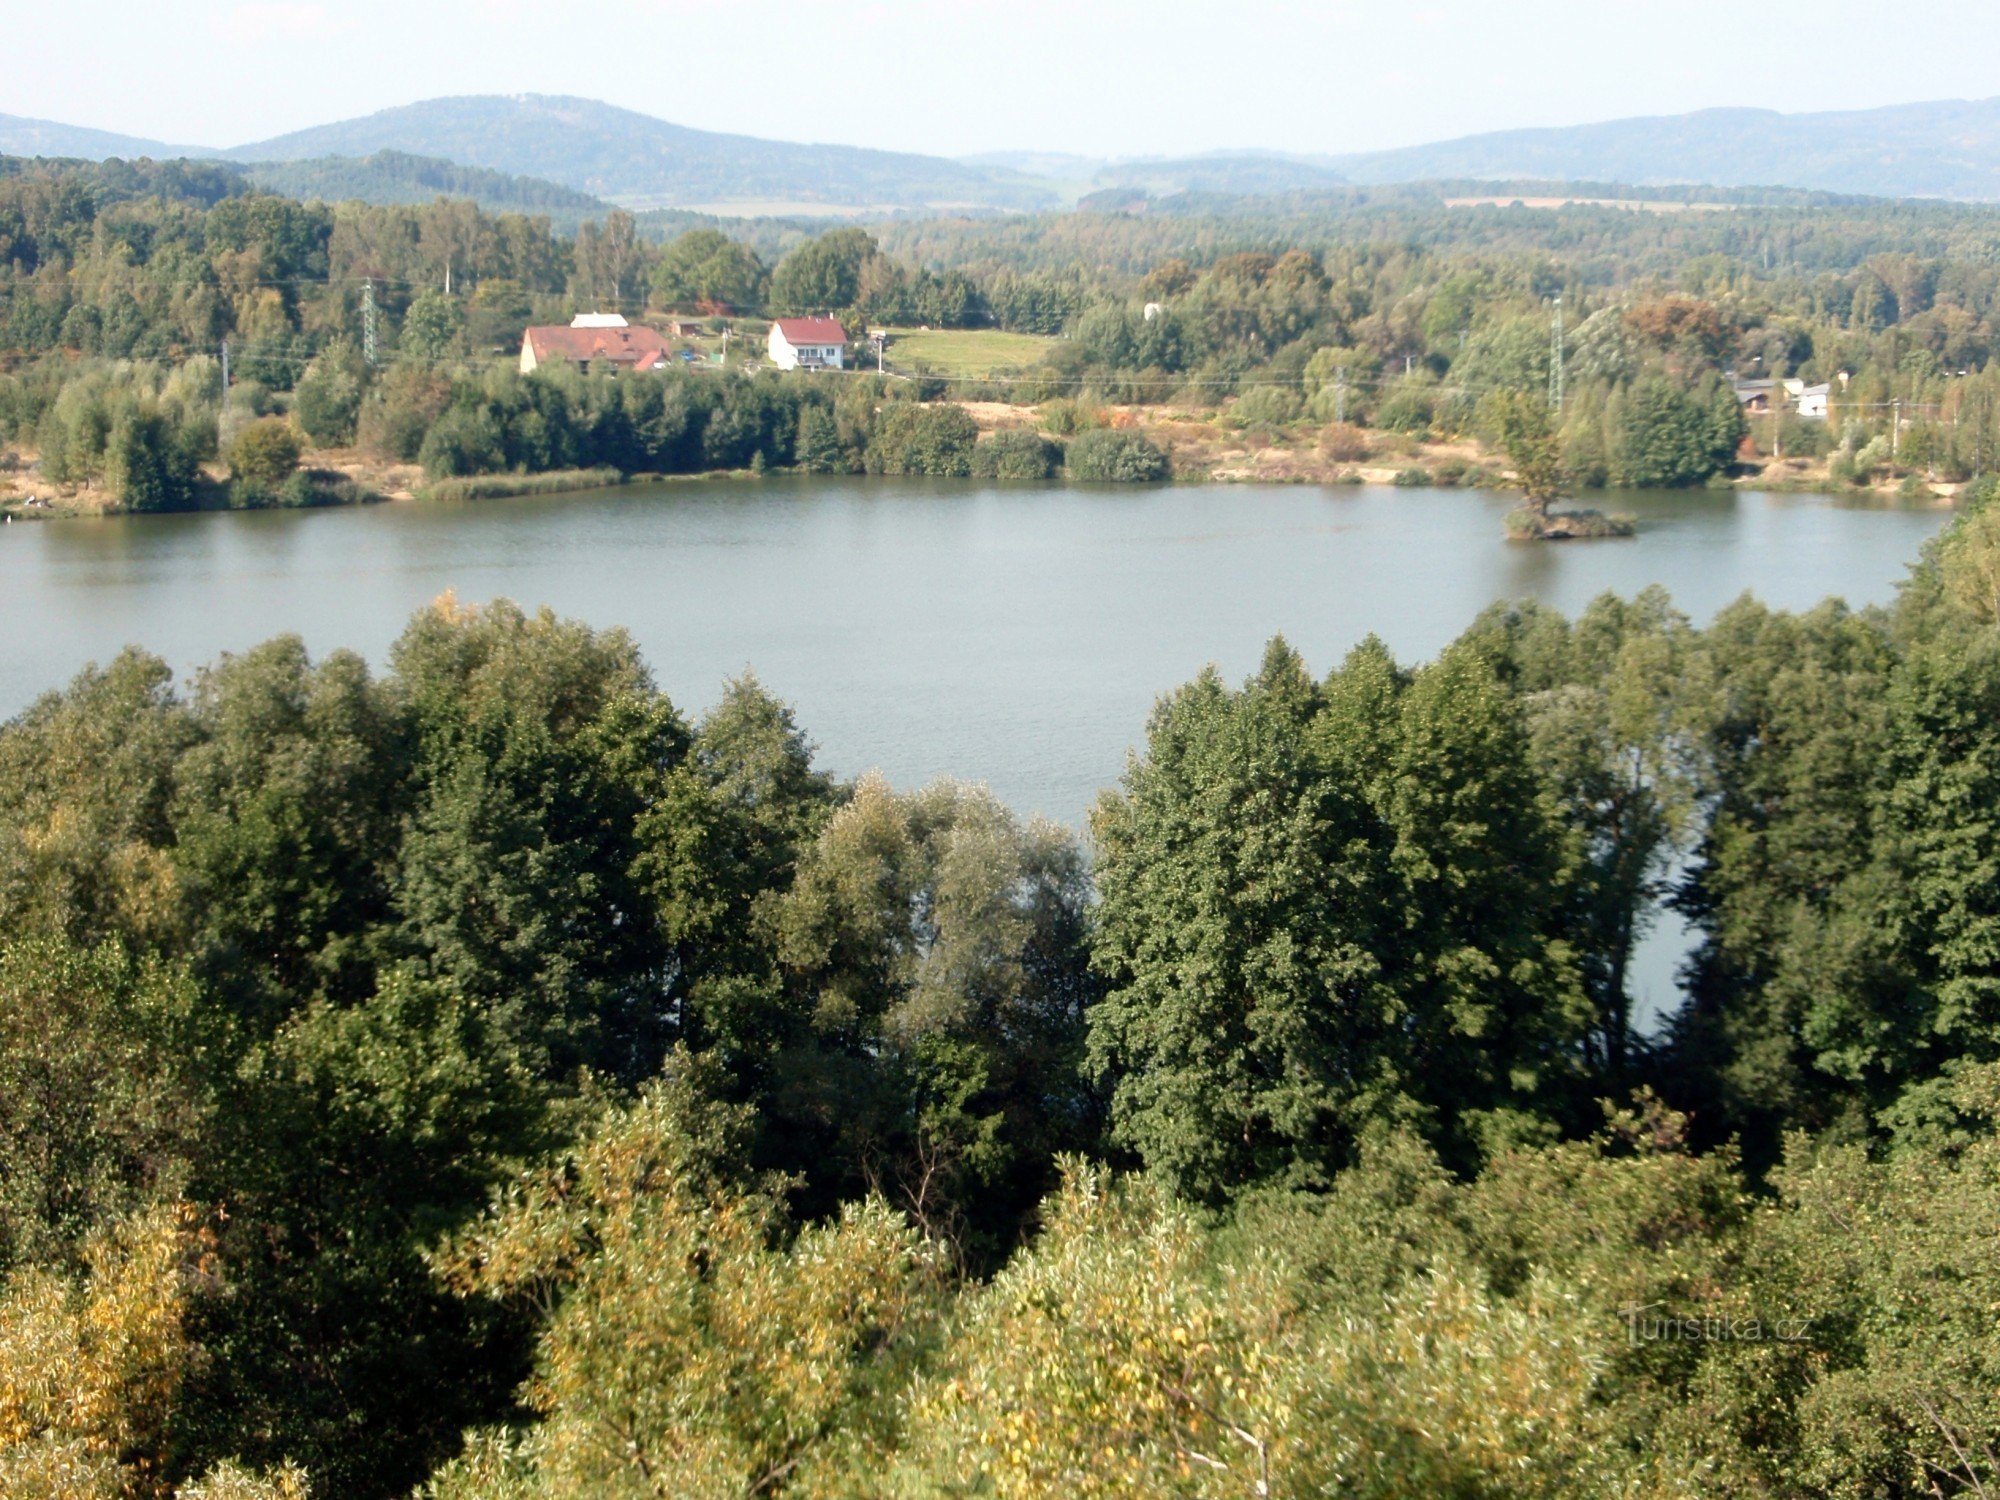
[362, 279, 379, 368]
[1549, 294, 1565, 413]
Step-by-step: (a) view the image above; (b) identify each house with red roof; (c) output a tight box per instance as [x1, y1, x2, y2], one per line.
[519, 313, 673, 375]
[767, 317, 847, 371]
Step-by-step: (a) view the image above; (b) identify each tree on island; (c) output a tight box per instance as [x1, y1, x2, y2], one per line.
[1488, 390, 1632, 540]
[1490, 391, 1567, 523]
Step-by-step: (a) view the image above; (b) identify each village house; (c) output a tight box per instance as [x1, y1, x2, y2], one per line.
[519, 313, 673, 375]
[1729, 375, 1782, 414]
[1794, 382, 1831, 420]
[767, 316, 847, 371]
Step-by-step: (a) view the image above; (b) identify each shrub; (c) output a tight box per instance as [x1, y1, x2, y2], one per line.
[1391, 467, 1434, 488]
[1376, 385, 1436, 437]
[1229, 386, 1303, 427]
[418, 405, 507, 480]
[972, 429, 1063, 480]
[865, 403, 979, 477]
[1039, 399, 1097, 436]
[1319, 422, 1372, 462]
[1064, 428, 1171, 483]
[225, 417, 302, 490]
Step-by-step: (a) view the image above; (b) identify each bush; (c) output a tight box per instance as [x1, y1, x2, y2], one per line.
[1064, 428, 1170, 483]
[1376, 385, 1436, 437]
[865, 403, 979, 477]
[226, 417, 302, 489]
[1039, 399, 1097, 436]
[356, 367, 454, 462]
[1319, 422, 1372, 462]
[1391, 467, 1434, 487]
[228, 468, 383, 511]
[418, 405, 508, 480]
[1228, 386, 1303, 427]
[1504, 505, 1636, 540]
[972, 429, 1063, 480]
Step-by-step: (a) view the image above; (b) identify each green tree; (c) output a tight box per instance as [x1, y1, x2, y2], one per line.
[108, 404, 199, 512]
[1487, 390, 1567, 519]
[650, 229, 767, 313]
[289, 343, 366, 448]
[762, 777, 1099, 1258]
[768, 228, 876, 316]
[427, 1062, 941, 1500]
[1615, 375, 1740, 488]
[224, 416, 302, 493]
[1088, 641, 1396, 1203]
[399, 291, 465, 363]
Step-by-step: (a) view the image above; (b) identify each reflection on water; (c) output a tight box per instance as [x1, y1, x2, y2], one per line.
[0, 478, 1950, 1026]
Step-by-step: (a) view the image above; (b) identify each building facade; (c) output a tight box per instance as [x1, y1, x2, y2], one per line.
[768, 317, 848, 370]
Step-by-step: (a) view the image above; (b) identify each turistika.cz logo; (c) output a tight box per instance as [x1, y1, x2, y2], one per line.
[1620, 1303, 1812, 1345]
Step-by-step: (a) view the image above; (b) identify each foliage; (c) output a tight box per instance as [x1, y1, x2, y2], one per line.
[224, 416, 302, 492]
[971, 428, 1063, 480]
[16, 499, 2000, 1495]
[862, 402, 979, 478]
[1064, 428, 1171, 482]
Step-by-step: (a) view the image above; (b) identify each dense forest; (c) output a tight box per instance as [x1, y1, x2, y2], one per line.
[7, 478, 2000, 1494]
[13, 159, 2000, 507]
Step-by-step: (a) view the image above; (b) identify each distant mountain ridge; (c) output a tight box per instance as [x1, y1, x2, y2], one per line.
[1325, 98, 2000, 200]
[0, 112, 203, 162]
[16, 93, 2000, 208]
[223, 95, 1059, 211]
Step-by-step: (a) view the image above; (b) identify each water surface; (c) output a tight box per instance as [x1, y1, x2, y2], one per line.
[1, 478, 1945, 820]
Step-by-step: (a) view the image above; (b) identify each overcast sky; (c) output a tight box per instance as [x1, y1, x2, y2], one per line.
[7, 0, 2000, 159]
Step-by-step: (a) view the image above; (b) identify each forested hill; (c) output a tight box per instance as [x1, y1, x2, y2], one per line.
[1328, 96, 2000, 200]
[240, 150, 611, 218]
[224, 94, 1062, 211]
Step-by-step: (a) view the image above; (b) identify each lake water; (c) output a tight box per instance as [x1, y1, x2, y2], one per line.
[0, 478, 1949, 1021]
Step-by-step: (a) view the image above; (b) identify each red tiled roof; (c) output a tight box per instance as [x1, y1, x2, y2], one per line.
[524, 324, 672, 369]
[772, 317, 847, 346]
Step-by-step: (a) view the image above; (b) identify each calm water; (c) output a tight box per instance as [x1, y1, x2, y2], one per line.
[0, 477, 1950, 1024]
[0, 478, 1947, 820]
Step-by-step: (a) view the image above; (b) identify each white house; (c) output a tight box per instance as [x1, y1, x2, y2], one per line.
[768, 317, 847, 371]
[1795, 383, 1831, 420]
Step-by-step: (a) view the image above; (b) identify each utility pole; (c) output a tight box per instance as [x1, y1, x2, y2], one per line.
[1892, 398, 1902, 462]
[362, 279, 379, 368]
[1549, 294, 1565, 413]
[1334, 366, 1348, 424]
[220, 339, 230, 392]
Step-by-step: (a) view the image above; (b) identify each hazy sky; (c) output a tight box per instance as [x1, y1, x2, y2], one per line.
[8, 0, 2000, 159]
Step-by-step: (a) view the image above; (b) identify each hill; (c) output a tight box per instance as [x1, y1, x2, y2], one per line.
[1329, 97, 2000, 200]
[240, 150, 609, 217]
[0, 112, 203, 161]
[226, 94, 1059, 212]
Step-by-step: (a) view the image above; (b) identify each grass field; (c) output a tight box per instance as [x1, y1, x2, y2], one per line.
[882, 327, 1056, 378]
